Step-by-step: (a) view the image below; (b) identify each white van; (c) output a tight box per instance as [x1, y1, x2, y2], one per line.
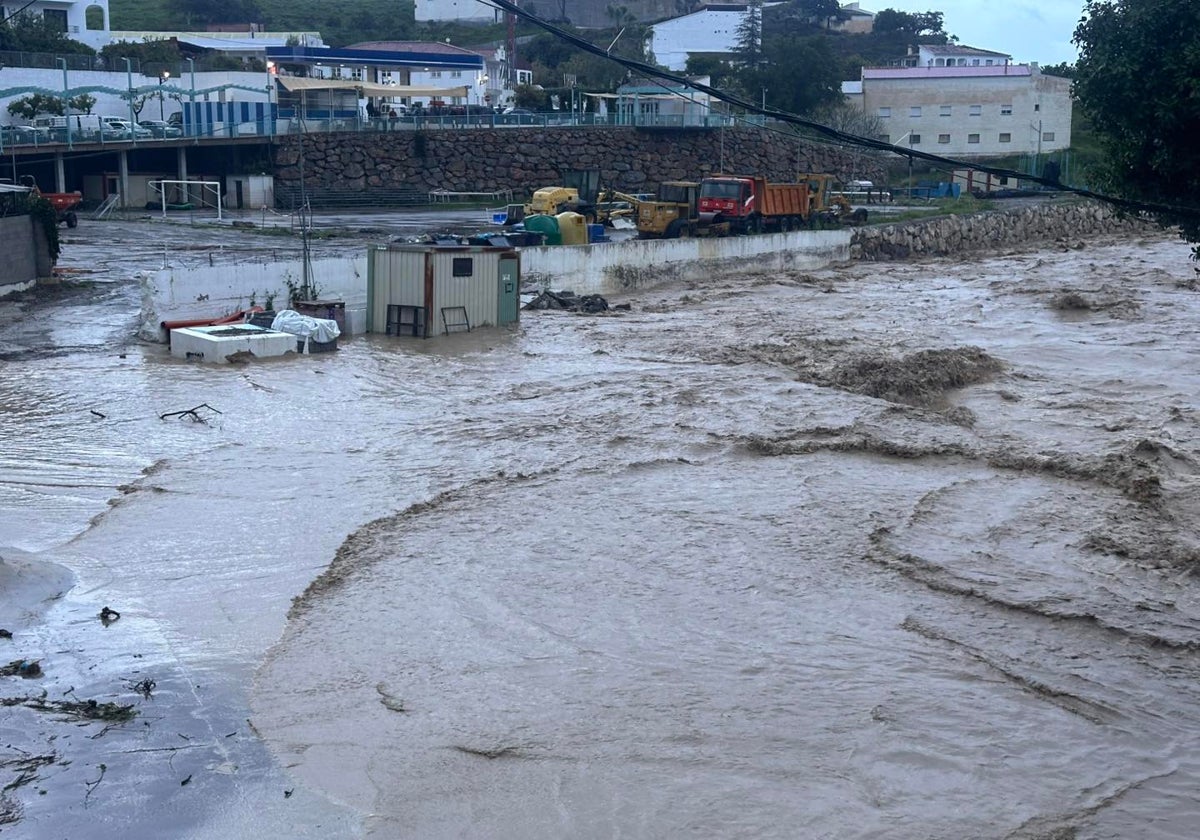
[34, 114, 104, 139]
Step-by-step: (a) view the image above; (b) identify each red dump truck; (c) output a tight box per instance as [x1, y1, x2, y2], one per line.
[697, 175, 811, 234]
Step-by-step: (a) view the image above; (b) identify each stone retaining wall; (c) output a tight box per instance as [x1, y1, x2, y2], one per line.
[851, 200, 1154, 261]
[273, 126, 886, 199]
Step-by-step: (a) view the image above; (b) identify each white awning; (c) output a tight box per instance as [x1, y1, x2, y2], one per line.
[276, 77, 469, 98]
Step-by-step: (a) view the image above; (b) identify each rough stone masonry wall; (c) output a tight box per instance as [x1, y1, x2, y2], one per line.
[273, 126, 886, 199]
[851, 200, 1156, 260]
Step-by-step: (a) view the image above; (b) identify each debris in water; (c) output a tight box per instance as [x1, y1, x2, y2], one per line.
[99, 606, 121, 625]
[159, 404, 223, 422]
[0, 660, 41, 678]
[1052, 291, 1092, 310]
[89, 409, 106, 419]
[0, 629, 11, 640]
[523, 290, 611, 313]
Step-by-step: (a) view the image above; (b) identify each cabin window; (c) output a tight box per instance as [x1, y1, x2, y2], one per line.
[452, 258, 474, 277]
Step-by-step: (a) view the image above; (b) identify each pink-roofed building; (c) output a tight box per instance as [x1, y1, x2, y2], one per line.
[843, 45, 1072, 158]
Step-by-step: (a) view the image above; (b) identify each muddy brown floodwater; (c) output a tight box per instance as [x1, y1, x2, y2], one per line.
[2, 215, 1199, 839]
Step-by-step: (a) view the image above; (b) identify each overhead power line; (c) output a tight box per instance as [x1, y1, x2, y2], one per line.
[484, 0, 1200, 222]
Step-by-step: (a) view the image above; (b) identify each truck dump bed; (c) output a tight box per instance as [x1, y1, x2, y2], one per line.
[759, 182, 809, 218]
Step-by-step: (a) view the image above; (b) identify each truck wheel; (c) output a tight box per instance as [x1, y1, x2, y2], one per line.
[664, 219, 683, 239]
[65, 211, 78, 229]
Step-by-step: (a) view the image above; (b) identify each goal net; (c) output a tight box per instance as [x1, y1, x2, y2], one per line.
[149, 180, 224, 220]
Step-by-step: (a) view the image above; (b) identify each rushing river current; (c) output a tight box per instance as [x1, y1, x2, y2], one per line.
[2, 218, 1199, 839]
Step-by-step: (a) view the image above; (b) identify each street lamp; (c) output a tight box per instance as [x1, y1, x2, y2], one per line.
[57, 57, 71, 148]
[159, 70, 170, 122]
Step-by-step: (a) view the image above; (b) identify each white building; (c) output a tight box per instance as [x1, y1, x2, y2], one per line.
[648, 4, 772, 72]
[414, 0, 502, 23]
[844, 56, 1072, 158]
[2, 0, 111, 50]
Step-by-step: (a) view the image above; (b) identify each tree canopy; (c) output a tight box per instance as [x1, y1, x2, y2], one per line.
[1073, 0, 1200, 247]
[0, 13, 95, 54]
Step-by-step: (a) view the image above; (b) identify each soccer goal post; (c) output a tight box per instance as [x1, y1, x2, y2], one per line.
[149, 180, 224, 221]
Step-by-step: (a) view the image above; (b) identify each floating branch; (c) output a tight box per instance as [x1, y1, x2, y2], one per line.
[159, 404, 223, 423]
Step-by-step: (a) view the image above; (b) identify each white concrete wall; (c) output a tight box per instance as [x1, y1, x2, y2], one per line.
[519, 230, 852, 296]
[139, 231, 852, 341]
[650, 9, 749, 71]
[414, 0, 501, 22]
[0, 68, 270, 128]
[138, 255, 368, 342]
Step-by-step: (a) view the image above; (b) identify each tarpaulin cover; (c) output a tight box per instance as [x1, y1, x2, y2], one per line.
[271, 309, 341, 343]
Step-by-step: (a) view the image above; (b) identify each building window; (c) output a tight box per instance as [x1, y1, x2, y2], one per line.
[909, 133, 921, 144]
[349, 67, 363, 81]
[878, 106, 891, 118]
[999, 132, 1011, 143]
[1000, 103, 1013, 116]
[969, 104, 981, 116]
[968, 133, 980, 144]
[909, 106, 921, 118]
[430, 70, 442, 78]
[985, 59, 994, 66]
[1043, 131, 1056, 141]
[938, 133, 950, 144]
[935, 58, 945, 66]
[1034, 103, 1040, 112]
[42, 8, 67, 30]
[452, 258, 474, 277]
[972, 59, 980, 66]
[939, 105, 951, 117]
[450, 70, 462, 78]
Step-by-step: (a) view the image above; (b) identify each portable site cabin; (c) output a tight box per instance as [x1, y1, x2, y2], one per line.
[368, 245, 521, 338]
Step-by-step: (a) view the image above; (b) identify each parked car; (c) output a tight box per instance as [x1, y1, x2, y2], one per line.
[139, 119, 182, 138]
[101, 117, 152, 140]
[0, 125, 42, 145]
[498, 108, 539, 125]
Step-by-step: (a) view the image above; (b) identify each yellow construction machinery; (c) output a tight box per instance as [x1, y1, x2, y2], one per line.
[634, 181, 701, 238]
[799, 173, 869, 225]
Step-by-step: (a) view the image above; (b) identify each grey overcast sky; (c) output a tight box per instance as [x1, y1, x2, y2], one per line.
[872, 1, 1085, 65]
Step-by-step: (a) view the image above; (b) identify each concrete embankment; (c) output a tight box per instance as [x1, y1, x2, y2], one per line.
[852, 199, 1155, 260]
[137, 230, 852, 340]
[519, 229, 852, 295]
[137, 199, 1158, 341]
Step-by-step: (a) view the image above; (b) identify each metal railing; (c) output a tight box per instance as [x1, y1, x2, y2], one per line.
[0, 110, 752, 152]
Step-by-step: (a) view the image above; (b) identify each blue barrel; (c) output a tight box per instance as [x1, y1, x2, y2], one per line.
[587, 223, 606, 243]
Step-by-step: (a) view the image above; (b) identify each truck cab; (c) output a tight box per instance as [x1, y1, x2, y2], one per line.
[699, 177, 755, 222]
